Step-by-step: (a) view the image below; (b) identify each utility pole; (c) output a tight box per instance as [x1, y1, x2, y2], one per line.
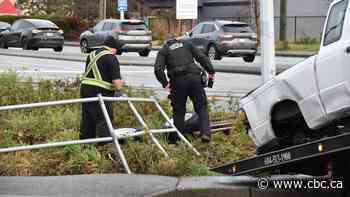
[280, 0, 288, 48]
[260, 0, 276, 82]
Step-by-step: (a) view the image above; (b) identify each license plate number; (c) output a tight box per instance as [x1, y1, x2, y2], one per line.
[47, 33, 53, 37]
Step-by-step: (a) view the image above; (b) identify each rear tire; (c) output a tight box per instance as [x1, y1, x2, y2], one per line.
[138, 50, 150, 57]
[54, 47, 63, 52]
[22, 37, 30, 50]
[80, 39, 90, 53]
[0, 40, 7, 49]
[243, 55, 255, 63]
[32, 47, 39, 51]
[207, 45, 222, 60]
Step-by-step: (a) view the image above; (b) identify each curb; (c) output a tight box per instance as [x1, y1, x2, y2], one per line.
[0, 175, 343, 197]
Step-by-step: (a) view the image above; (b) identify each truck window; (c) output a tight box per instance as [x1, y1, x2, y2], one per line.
[323, 0, 348, 46]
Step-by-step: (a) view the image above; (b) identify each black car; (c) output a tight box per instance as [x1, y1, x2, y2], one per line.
[80, 19, 152, 56]
[181, 20, 257, 62]
[0, 22, 10, 33]
[0, 19, 64, 52]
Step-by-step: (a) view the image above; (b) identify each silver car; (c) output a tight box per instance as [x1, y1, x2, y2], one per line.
[182, 20, 257, 62]
[80, 19, 152, 56]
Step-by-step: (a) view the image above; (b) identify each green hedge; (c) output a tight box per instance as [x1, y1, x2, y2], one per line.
[0, 15, 88, 40]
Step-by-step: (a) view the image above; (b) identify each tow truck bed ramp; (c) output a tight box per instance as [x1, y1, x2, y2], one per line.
[211, 132, 350, 175]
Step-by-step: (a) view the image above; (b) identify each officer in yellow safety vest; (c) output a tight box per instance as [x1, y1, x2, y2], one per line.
[80, 36, 124, 140]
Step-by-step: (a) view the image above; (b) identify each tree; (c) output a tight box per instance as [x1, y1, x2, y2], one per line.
[17, 0, 47, 16]
[17, 0, 74, 16]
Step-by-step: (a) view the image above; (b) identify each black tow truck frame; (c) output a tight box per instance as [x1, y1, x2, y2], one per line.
[211, 132, 350, 176]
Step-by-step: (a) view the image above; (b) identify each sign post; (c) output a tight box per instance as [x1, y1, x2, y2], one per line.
[118, 0, 128, 20]
[260, 0, 276, 82]
[176, 0, 198, 35]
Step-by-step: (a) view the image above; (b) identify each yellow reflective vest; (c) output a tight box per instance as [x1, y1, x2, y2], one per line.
[81, 50, 115, 91]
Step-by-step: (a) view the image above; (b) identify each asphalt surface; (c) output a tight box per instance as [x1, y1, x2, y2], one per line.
[0, 46, 306, 99]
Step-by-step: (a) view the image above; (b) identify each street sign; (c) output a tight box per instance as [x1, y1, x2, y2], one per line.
[176, 0, 198, 19]
[118, 0, 128, 12]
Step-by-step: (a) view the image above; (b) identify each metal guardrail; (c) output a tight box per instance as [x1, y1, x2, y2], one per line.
[0, 94, 201, 174]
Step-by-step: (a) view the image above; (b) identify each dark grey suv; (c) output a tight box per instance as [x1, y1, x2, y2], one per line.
[0, 19, 64, 51]
[0, 22, 10, 33]
[80, 19, 152, 56]
[182, 20, 257, 62]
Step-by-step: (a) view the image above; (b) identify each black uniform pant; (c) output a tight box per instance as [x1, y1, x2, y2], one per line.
[168, 74, 211, 143]
[80, 100, 113, 140]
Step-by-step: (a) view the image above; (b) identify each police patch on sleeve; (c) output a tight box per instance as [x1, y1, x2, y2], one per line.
[169, 43, 184, 50]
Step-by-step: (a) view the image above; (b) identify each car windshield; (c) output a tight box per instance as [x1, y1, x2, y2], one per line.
[222, 24, 253, 33]
[0, 22, 10, 29]
[121, 22, 147, 31]
[30, 20, 58, 29]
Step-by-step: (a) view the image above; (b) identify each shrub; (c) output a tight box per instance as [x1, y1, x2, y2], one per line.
[0, 72, 255, 176]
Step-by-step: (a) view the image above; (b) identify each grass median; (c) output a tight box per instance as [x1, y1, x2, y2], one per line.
[0, 72, 255, 176]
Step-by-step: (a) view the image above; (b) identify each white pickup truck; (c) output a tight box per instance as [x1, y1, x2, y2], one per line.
[241, 0, 350, 154]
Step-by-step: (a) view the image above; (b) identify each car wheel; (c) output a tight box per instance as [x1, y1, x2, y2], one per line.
[80, 39, 90, 53]
[32, 47, 39, 51]
[243, 55, 255, 63]
[22, 37, 30, 50]
[207, 45, 222, 60]
[138, 50, 150, 57]
[0, 40, 7, 49]
[54, 47, 63, 52]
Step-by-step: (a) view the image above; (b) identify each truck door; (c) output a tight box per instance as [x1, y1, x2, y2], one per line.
[316, 0, 350, 119]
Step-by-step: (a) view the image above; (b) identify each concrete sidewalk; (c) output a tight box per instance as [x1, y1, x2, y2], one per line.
[64, 41, 316, 58]
[0, 174, 342, 197]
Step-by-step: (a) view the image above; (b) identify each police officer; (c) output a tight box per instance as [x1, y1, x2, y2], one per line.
[154, 37, 215, 143]
[80, 36, 124, 140]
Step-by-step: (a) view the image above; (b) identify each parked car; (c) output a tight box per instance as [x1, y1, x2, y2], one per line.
[0, 22, 10, 33]
[80, 19, 152, 56]
[0, 19, 64, 52]
[181, 20, 257, 62]
[241, 0, 350, 154]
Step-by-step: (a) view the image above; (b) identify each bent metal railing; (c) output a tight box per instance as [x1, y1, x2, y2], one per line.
[0, 94, 200, 174]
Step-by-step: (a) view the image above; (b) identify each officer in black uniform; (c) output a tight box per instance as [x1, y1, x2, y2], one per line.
[154, 37, 215, 143]
[80, 36, 124, 140]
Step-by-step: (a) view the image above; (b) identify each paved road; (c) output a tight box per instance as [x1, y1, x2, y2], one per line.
[0, 46, 307, 98]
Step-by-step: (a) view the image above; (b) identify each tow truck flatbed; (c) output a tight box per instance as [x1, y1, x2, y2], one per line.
[211, 132, 350, 175]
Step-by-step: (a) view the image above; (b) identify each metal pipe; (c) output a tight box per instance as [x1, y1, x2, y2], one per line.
[151, 97, 201, 156]
[0, 137, 113, 153]
[260, 0, 276, 82]
[127, 100, 170, 159]
[98, 94, 131, 174]
[0, 97, 99, 111]
[115, 128, 178, 139]
[103, 97, 155, 102]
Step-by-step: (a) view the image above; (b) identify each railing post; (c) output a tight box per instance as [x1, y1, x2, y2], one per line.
[127, 100, 170, 159]
[151, 97, 201, 156]
[98, 94, 131, 174]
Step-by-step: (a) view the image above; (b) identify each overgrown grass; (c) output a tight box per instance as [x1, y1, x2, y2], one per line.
[0, 72, 255, 176]
[276, 41, 320, 52]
